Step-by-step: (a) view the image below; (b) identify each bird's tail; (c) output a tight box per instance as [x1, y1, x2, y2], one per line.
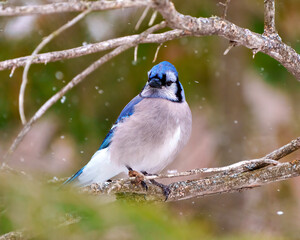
[62, 166, 85, 185]
[63, 148, 125, 187]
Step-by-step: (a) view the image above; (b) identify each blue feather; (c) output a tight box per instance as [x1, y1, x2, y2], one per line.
[63, 166, 85, 185]
[98, 95, 143, 150]
[63, 95, 143, 185]
[148, 61, 178, 80]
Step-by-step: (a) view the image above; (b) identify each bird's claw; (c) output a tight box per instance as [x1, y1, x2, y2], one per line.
[128, 170, 148, 191]
[150, 180, 170, 201]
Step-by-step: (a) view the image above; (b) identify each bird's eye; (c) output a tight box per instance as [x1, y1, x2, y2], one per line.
[166, 81, 172, 86]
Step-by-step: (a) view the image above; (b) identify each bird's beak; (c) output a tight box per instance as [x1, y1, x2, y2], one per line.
[148, 78, 162, 88]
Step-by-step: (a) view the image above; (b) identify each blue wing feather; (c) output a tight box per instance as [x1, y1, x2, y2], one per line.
[98, 95, 143, 150]
[63, 166, 85, 185]
[63, 95, 144, 185]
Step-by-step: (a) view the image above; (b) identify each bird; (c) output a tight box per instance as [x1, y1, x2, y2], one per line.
[64, 61, 192, 197]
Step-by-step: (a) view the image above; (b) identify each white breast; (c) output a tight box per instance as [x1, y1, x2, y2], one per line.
[134, 126, 181, 173]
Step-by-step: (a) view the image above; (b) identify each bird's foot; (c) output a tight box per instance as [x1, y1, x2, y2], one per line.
[128, 169, 148, 191]
[150, 179, 170, 201]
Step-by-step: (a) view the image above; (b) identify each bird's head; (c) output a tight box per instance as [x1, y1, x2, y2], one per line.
[140, 61, 185, 102]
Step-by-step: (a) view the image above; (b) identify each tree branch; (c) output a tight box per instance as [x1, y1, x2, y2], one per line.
[264, 137, 300, 160]
[2, 1, 299, 80]
[219, 0, 231, 19]
[0, 30, 189, 71]
[0, 0, 149, 16]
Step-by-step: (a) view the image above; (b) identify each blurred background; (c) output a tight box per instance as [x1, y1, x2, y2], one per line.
[0, 0, 300, 239]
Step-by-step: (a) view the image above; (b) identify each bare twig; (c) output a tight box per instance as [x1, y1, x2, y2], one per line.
[135, 6, 150, 30]
[0, 30, 189, 71]
[134, 45, 138, 62]
[9, 66, 16, 78]
[3, 22, 167, 160]
[223, 40, 237, 55]
[19, 9, 91, 125]
[148, 10, 158, 26]
[264, 137, 300, 160]
[0, 0, 150, 16]
[152, 43, 163, 62]
[142, 158, 278, 180]
[263, 0, 277, 36]
[219, 0, 231, 19]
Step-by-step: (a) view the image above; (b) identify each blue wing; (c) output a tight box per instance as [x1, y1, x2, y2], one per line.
[98, 94, 144, 150]
[63, 95, 144, 185]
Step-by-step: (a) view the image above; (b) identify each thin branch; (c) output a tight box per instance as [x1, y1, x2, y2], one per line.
[9, 66, 16, 78]
[264, 137, 300, 160]
[0, 0, 150, 16]
[19, 9, 91, 125]
[135, 6, 150, 30]
[134, 45, 138, 62]
[219, 0, 231, 19]
[263, 0, 277, 36]
[223, 40, 237, 55]
[139, 158, 278, 181]
[152, 43, 162, 62]
[3, 21, 167, 160]
[148, 10, 157, 26]
[0, 30, 189, 71]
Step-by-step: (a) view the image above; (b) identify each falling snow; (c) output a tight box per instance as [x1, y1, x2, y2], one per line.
[55, 71, 64, 80]
[60, 96, 66, 104]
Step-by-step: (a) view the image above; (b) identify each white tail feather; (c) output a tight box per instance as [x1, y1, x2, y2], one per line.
[77, 148, 125, 187]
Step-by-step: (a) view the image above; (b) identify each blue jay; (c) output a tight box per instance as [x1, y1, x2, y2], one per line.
[64, 61, 192, 196]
